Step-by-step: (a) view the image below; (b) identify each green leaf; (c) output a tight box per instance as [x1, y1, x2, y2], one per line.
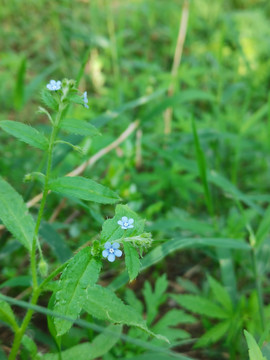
[21, 335, 38, 359]
[0, 176, 35, 250]
[14, 57, 26, 110]
[255, 205, 270, 247]
[143, 275, 168, 325]
[39, 222, 73, 263]
[110, 237, 251, 292]
[49, 176, 120, 204]
[47, 294, 61, 352]
[192, 117, 213, 216]
[59, 118, 100, 137]
[0, 300, 18, 331]
[207, 275, 233, 313]
[195, 321, 231, 348]
[54, 249, 101, 336]
[171, 294, 229, 319]
[244, 330, 267, 360]
[101, 204, 144, 243]
[83, 285, 169, 342]
[41, 88, 59, 111]
[43, 324, 122, 360]
[0, 120, 48, 150]
[0, 275, 32, 289]
[124, 242, 141, 281]
[152, 309, 196, 342]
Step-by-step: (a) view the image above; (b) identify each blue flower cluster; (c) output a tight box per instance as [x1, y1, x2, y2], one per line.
[118, 216, 134, 229]
[46, 80, 61, 91]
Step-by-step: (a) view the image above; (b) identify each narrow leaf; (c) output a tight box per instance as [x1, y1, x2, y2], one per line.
[0, 300, 18, 331]
[207, 275, 233, 313]
[171, 294, 229, 319]
[124, 242, 141, 281]
[0, 176, 35, 250]
[244, 330, 266, 360]
[14, 57, 26, 110]
[195, 321, 231, 348]
[83, 285, 169, 342]
[49, 176, 120, 204]
[59, 118, 100, 137]
[39, 222, 73, 263]
[0, 120, 48, 150]
[54, 249, 101, 336]
[255, 205, 270, 247]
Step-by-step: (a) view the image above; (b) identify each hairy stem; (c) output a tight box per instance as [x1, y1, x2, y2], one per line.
[8, 104, 65, 360]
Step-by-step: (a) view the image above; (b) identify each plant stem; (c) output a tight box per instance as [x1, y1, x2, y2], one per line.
[251, 247, 265, 331]
[8, 104, 64, 360]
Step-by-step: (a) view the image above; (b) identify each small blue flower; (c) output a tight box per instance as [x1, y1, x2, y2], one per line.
[46, 80, 61, 91]
[102, 242, 122, 262]
[83, 91, 89, 109]
[118, 216, 134, 230]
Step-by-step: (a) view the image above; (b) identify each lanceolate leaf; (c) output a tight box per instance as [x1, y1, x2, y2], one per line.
[0, 176, 35, 250]
[124, 242, 141, 281]
[171, 294, 229, 319]
[83, 285, 169, 342]
[54, 249, 101, 336]
[0, 120, 48, 150]
[244, 330, 266, 360]
[59, 118, 100, 137]
[195, 321, 231, 348]
[0, 300, 18, 331]
[49, 176, 120, 204]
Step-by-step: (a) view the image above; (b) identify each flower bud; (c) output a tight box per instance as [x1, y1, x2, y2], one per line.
[38, 259, 48, 278]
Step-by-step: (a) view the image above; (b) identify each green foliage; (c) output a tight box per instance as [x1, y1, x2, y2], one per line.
[83, 284, 168, 342]
[0, 176, 35, 250]
[0, 300, 18, 331]
[244, 330, 266, 360]
[0, 120, 49, 150]
[123, 242, 141, 281]
[59, 118, 100, 137]
[44, 325, 122, 360]
[101, 204, 145, 243]
[49, 176, 120, 204]
[54, 249, 101, 336]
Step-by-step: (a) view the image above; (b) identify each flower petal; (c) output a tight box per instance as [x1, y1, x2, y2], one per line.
[115, 249, 122, 257]
[128, 224, 134, 229]
[108, 254, 115, 262]
[51, 80, 56, 85]
[121, 216, 128, 222]
[117, 220, 123, 226]
[104, 242, 111, 249]
[128, 218, 134, 225]
[112, 242, 120, 249]
[102, 250, 109, 258]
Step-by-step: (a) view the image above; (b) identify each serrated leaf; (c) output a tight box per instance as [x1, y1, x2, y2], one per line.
[0, 120, 48, 150]
[0, 300, 18, 331]
[43, 324, 122, 360]
[83, 285, 169, 343]
[101, 204, 144, 243]
[195, 321, 231, 348]
[171, 294, 229, 319]
[207, 275, 233, 313]
[244, 330, 266, 360]
[59, 118, 100, 137]
[54, 249, 101, 336]
[49, 176, 120, 204]
[0, 176, 35, 250]
[124, 242, 141, 281]
[41, 88, 59, 111]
